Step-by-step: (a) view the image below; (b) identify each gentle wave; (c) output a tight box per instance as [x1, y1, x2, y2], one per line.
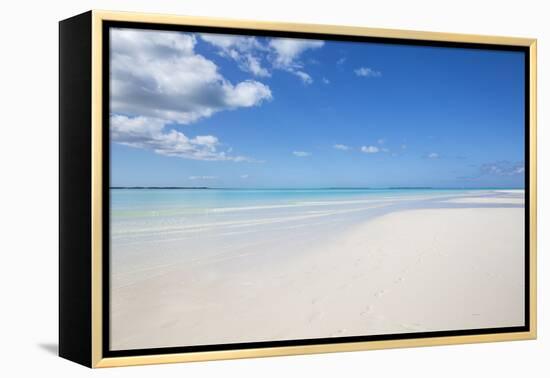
[112, 204, 387, 238]
[112, 190, 490, 218]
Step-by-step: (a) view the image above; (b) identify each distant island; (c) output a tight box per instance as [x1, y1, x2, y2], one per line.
[110, 186, 210, 190]
[109, 186, 504, 190]
[108, 186, 520, 190]
[109, 187, 436, 190]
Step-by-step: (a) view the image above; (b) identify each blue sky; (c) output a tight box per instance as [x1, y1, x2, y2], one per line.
[110, 28, 525, 188]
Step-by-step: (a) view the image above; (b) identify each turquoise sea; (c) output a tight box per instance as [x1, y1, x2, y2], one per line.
[111, 188, 502, 217]
[109, 188, 523, 248]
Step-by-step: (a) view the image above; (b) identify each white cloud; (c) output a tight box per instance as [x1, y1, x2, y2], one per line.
[110, 28, 272, 125]
[333, 144, 350, 151]
[269, 38, 324, 67]
[355, 67, 382, 77]
[322, 77, 330, 84]
[240, 174, 249, 179]
[243, 54, 270, 77]
[189, 176, 217, 180]
[361, 146, 379, 154]
[459, 161, 525, 181]
[401, 144, 407, 150]
[111, 115, 253, 162]
[293, 70, 313, 84]
[199, 34, 263, 51]
[337, 57, 346, 65]
[427, 152, 439, 159]
[110, 114, 165, 140]
[377, 138, 386, 145]
[480, 161, 525, 176]
[200, 34, 325, 84]
[293, 151, 311, 157]
[268, 38, 324, 84]
[224, 80, 272, 107]
[199, 34, 271, 77]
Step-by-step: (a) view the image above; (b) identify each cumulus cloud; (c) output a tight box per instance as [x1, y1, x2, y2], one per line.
[293, 151, 311, 157]
[355, 67, 382, 77]
[111, 115, 253, 162]
[110, 29, 327, 163]
[361, 146, 379, 154]
[337, 57, 346, 65]
[427, 152, 439, 159]
[333, 144, 350, 151]
[322, 77, 330, 84]
[110, 28, 272, 125]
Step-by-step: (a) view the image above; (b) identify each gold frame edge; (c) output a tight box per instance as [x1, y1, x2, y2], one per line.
[528, 40, 537, 338]
[91, 10, 104, 368]
[92, 9, 536, 46]
[89, 10, 537, 368]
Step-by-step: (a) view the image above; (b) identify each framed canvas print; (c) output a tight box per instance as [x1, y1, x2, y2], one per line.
[59, 10, 537, 368]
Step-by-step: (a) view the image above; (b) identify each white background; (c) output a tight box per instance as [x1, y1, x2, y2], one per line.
[0, 0, 547, 376]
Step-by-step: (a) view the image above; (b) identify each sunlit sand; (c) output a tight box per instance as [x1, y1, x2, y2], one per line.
[110, 189, 525, 350]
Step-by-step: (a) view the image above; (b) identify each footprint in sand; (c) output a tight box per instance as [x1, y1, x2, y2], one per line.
[339, 282, 350, 290]
[394, 277, 404, 284]
[308, 311, 322, 323]
[360, 305, 373, 316]
[160, 318, 181, 329]
[331, 328, 348, 337]
[400, 322, 423, 331]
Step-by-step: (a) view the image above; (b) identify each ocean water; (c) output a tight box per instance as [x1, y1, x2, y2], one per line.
[109, 188, 517, 246]
[111, 188, 483, 216]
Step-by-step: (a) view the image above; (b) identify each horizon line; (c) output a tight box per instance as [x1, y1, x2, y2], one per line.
[109, 186, 526, 190]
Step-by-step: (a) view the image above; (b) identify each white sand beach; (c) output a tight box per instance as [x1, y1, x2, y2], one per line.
[110, 190, 525, 350]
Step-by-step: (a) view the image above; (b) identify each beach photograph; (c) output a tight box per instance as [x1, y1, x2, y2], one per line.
[108, 27, 526, 351]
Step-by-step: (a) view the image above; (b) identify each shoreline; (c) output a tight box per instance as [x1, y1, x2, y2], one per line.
[110, 190, 525, 350]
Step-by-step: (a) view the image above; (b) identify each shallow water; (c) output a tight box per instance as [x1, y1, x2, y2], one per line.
[109, 188, 524, 283]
